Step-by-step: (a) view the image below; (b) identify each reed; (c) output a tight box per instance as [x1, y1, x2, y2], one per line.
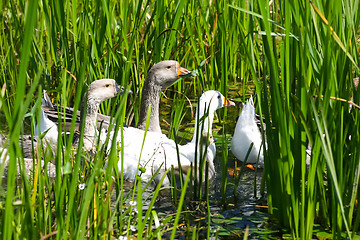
[1, 0, 359, 239]
[231, 0, 360, 238]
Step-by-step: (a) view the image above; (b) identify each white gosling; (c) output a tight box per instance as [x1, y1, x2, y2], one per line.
[116, 90, 235, 186]
[231, 96, 264, 165]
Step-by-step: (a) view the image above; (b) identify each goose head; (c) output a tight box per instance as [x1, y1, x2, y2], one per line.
[138, 60, 191, 132]
[85, 78, 122, 103]
[80, 79, 122, 149]
[197, 90, 236, 118]
[192, 90, 235, 142]
[81, 78, 122, 127]
[146, 60, 191, 89]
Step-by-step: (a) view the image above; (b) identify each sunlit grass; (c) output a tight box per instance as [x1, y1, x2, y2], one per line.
[230, 0, 360, 239]
[1, 0, 360, 239]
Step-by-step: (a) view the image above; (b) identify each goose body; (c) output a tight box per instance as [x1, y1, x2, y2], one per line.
[102, 60, 191, 178]
[231, 96, 264, 165]
[0, 147, 7, 164]
[116, 90, 235, 186]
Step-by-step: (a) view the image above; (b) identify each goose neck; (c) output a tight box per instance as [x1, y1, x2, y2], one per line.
[137, 79, 162, 132]
[80, 96, 101, 137]
[191, 105, 214, 144]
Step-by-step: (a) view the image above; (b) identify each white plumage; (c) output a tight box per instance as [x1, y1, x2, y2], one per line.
[114, 90, 235, 186]
[34, 100, 58, 146]
[231, 96, 264, 165]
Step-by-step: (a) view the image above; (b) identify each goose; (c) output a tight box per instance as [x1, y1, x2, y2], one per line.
[41, 60, 191, 133]
[117, 90, 235, 186]
[33, 78, 123, 153]
[1, 79, 122, 179]
[231, 96, 264, 165]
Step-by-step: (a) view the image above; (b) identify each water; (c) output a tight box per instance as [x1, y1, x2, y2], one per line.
[149, 152, 275, 239]
[112, 137, 274, 239]
[209, 154, 274, 239]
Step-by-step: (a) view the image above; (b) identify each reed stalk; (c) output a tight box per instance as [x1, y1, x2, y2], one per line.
[1, 0, 359, 239]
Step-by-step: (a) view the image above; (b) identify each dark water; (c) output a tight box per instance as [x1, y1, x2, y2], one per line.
[208, 154, 274, 239]
[120, 144, 275, 240]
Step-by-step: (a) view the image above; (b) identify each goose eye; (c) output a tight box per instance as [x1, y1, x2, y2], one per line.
[217, 95, 221, 99]
[167, 66, 172, 69]
[105, 84, 110, 87]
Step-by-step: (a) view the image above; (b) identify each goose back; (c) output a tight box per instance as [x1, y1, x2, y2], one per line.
[231, 96, 264, 165]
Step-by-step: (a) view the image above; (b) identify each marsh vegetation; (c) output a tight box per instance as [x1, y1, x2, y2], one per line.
[0, 0, 360, 239]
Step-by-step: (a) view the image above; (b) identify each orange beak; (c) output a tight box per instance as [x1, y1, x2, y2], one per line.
[176, 62, 191, 78]
[223, 97, 236, 107]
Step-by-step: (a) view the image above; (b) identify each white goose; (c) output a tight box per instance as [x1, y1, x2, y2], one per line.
[231, 96, 264, 165]
[117, 90, 235, 186]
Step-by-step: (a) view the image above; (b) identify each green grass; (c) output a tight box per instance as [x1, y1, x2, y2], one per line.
[1, 0, 360, 239]
[231, 1, 360, 239]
